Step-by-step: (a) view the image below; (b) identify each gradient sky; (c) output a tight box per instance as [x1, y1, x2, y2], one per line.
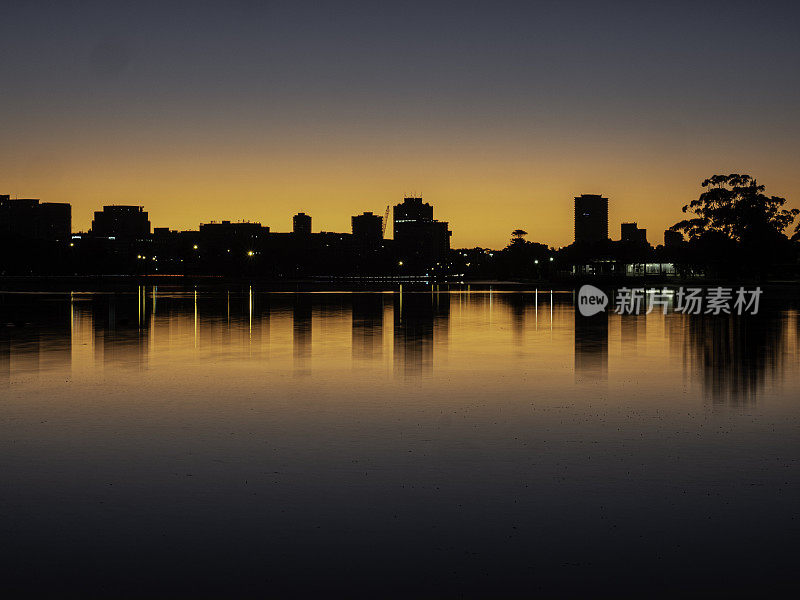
[2, 0, 799, 248]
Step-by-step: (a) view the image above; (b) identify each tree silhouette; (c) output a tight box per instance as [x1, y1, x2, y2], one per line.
[672, 174, 797, 242]
[510, 229, 528, 245]
[670, 174, 798, 276]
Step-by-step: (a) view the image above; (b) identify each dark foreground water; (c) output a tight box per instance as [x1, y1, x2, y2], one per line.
[1, 286, 799, 598]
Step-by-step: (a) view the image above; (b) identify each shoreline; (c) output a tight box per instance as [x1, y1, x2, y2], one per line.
[1, 274, 798, 293]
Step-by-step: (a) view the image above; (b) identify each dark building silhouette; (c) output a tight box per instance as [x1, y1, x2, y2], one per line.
[0, 196, 72, 275]
[664, 229, 683, 248]
[1, 197, 38, 239]
[191, 221, 271, 274]
[0, 196, 71, 241]
[91, 205, 150, 238]
[38, 202, 72, 241]
[574, 194, 608, 245]
[293, 212, 311, 236]
[395, 196, 433, 223]
[199, 221, 269, 246]
[393, 197, 451, 272]
[351, 211, 383, 246]
[620, 222, 647, 245]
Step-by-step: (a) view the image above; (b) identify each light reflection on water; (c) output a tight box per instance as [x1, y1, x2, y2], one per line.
[2, 287, 797, 404]
[1, 287, 799, 596]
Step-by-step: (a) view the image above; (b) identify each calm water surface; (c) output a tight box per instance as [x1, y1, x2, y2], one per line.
[1, 287, 799, 597]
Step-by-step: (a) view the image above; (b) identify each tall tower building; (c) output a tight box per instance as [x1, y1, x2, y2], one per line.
[392, 197, 451, 271]
[293, 212, 311, 236]
[574, 194, 608, 245]
[351, 211, 383, 246]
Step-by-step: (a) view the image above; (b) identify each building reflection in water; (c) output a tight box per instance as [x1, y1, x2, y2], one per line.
[1, 288, 796, 405]
[91, 289, 150, 368]
[574, 307, 608, 382]
[292, 294, 312, 373]
[620, 313, 645, 357]
[192, 287, 268, 356]
[0, 292, 72, 383]
[0, 324, 7, 384]
[352, 293, 384, 362]
[393, 287, 449, 377]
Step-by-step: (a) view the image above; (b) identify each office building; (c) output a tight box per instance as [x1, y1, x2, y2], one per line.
[393, 197, 451, 270]
[352, 211, 383, 246]
[91, 205, 150, 238]
[0, 195, 71, 241]
[574, 194, 608, 245]
[38, 202, 72, 241]
[199, 221, 269, 240]
[293, 212, 311, 236]
[620, 222, 647, 245]
[198, 221, 269, 253]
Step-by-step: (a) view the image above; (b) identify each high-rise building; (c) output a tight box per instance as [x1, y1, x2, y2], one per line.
[91, 205, 150, 238]
[293, 212, 311, 236]
[38, 202, 72, 241]
[351, 211, 383, 246]
[394, 197, 433, 225]
[574, 194, 608, 245]
[620, 222, 647, 245]
[0, 196, 71, 241]
[0, 197, 39, 239]
[393, 197, 451, 271]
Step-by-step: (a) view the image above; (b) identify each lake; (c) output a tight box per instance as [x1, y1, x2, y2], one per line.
[1, 286, 798, 597]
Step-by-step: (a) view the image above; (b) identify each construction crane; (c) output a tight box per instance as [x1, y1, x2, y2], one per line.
[382, 204, 390, 237]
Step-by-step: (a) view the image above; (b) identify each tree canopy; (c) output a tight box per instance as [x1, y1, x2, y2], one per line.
[671, 174, 797, 244]
[670, 174, 798, 276]
[510, 229, 528, 245]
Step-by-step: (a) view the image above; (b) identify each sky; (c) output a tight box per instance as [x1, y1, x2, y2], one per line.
[2, 0, 799, 248]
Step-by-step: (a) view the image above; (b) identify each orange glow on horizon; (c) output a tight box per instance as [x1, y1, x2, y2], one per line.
[5, 129, 799, 249]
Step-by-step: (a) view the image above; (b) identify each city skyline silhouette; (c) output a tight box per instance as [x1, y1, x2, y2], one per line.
[3, 2, 800, 598]
[3, 2, 799, 248]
